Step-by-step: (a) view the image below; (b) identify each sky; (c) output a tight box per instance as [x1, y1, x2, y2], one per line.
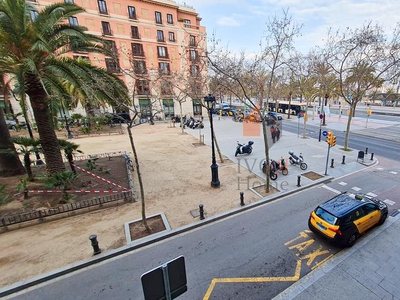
[181, 0, 400, 55]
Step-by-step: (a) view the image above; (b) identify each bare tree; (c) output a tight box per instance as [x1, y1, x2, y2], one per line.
[322, 22, 400, 150]
[208, 9, 302, 193]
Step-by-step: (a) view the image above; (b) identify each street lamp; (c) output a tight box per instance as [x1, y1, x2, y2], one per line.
[322, 93, 328, 126]
[204, 94, 220, 188]
[60, 106, 73, 139]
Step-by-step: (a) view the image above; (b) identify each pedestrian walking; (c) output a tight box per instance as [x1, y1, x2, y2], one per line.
[276, 127, 281, 141]
[270, 125, 276, 143]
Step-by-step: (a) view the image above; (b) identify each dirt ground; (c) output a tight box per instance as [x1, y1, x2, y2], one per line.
[0, 122, 264, 289]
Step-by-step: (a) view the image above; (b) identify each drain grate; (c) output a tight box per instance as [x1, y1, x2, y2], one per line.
[390, 209, 400, 217]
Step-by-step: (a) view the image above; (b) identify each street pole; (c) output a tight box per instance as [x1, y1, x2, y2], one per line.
[204, 95, 220, 188]
[325, 144, 331, 175]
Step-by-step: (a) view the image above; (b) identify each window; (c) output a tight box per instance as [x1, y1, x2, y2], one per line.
[167, 14, 173, 24]
[155, 11, 162, 24]
[30, 10, 39, 21]
[168, 32, 175, 42]
[157, 46, 168, 58]
[157, 30, 164, 42]
[363, 204, 377, 215]
[137, 82, 150, 95]
[73, 55, 89, 61]
[163, 99, 174, 116]
[189, 50, 197, 61]
[190, 65, 199, 76]
[193, 99, 202, 116]
[101, 21, 112, 35]
[69, 17, 78, 26]
[183, 19, 191, 28]
[131, 43, 144, 56]
[189, 35, 196, 47]
[133, 60, 147, 74]
[98, 0, 108, 14]
[161, 82, 173, 96]
[105, 40, 117, 54]
[128, 6, 136, 19]
[159, 62, 170, 75]
[139, 98, 151, 116]
[65, 0, 74, 3]
[131, 26, 140, 39]
[105, 58, 120, 73]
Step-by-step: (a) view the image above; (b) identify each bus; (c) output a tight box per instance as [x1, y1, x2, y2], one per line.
[268, 101, 307, 115]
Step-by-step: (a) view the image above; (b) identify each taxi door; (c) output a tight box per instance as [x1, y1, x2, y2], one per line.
[352, 208, 370, 234]
[362, 203, 381, 229]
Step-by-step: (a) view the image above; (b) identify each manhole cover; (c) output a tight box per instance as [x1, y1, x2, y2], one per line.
[302, 171, 324, 180]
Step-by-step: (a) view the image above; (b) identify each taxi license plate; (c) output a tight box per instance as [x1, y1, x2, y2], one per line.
[317, 223, 327, 230]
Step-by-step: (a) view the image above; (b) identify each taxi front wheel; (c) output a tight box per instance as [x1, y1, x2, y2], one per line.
[378, 212, 388, 225]
[346, 233, 358, 247]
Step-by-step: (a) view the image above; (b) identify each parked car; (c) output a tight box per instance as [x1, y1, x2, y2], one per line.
[106, 112, 131, 124]
[308, 193, 388, 247]
[5, 119, 17, 130]
[266, 111, 282, 120]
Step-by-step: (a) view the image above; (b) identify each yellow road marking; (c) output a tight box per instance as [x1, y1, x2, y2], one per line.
[203, 260, 302, 300]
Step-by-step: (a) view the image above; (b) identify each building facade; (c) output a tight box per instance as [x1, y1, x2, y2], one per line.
[23, 0, 208, 120]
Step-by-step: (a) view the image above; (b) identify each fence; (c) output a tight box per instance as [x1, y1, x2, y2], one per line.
[1, 191, 134, 230]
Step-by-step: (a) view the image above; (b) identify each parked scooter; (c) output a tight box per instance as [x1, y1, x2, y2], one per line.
[192, 119, 204, 129]
[288, 151, 308, 170]
[235, 141, 254, 156]
[262, 157, 288, 180]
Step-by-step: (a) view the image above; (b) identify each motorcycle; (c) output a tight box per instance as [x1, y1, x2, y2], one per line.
[262, 157, 288, 180]
[288, 151, 307, 170]
[235, 141, 254, 157]
[192, 119, 204, 129]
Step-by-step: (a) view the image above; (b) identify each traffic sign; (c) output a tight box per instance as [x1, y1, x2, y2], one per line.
[322, 130, 328, 137]
[141, 256, 187, 300]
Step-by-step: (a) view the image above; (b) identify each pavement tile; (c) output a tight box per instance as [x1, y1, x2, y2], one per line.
[362, 278, 393, 299]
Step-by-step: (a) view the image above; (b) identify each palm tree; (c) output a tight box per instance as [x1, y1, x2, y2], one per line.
[12, 136, 41, 180]
[58, 139, 82, 174]
[0, 0, 130, 175]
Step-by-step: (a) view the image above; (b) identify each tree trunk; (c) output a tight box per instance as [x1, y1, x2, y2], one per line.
[26, 75, 65, 175]
[0, 109, 26, 177]
[127, 125, 150, 231]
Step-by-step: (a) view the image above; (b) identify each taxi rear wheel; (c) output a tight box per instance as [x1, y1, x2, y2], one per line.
[346, 233, 358, 247]
[378, 212, 388, 225]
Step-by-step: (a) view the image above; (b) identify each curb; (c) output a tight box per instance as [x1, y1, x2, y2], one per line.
[0, 176, 333, 298]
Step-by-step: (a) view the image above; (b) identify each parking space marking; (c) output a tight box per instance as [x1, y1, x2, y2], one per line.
[351, 186, 362, 192]
[366, 192, 377, 197]
[202, 260, 302, 300]
[321, 185, 341, 194]
[338, 181, 347, 186]
[384, 199, 396, 206]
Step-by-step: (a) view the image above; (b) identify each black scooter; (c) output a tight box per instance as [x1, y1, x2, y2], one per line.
[235, 141, 254, 157]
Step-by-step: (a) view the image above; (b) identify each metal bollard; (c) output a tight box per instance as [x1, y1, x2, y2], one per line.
[370, 153, 374, 161]
[240, 192, 245, 206]
[89, 234, 101, 255]
[297, 175, 301, 187]
[342, 155, 346, 164]
[330, 159, 334, 168]
[365, 147, 368, 154]
[199, 204, 205, 220]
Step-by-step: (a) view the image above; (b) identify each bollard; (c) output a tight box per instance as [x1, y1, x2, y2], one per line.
[297, 175, 301, 187]
[365, 147, 368, 154]
[89, 234, 101, 255]
[330, 158, 334, 168]
[199, 204, 205, 220]
[24, 189, 28, 199]
[371, 153, 374, 161]
[342, 155, 346, 164]
[240, 192, 245, 206]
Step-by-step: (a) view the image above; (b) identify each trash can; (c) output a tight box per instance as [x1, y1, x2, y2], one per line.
[357, 151, 364, 162]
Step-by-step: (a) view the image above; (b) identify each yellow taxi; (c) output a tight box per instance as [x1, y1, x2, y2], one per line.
[308, 193, 388, 247]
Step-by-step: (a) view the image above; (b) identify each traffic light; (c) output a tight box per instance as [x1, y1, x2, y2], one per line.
[331, 135, 337, 147]
[326, 131, 332, 145]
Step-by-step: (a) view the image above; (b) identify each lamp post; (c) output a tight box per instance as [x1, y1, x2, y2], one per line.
[60, 106, 73, 139]
[204, 94, 220, 188]
[322, 93, 328, 126]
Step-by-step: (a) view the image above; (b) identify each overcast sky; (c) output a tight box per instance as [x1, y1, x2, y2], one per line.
[181, 0, 400, 54]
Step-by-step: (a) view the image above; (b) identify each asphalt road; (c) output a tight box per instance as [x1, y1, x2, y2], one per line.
[8, 186, 343, 300]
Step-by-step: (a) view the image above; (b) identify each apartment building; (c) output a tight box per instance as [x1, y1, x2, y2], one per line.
[25, 0, 207, 119]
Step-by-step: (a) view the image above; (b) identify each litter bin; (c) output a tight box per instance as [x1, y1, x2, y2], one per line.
[357, 151, 364, 162]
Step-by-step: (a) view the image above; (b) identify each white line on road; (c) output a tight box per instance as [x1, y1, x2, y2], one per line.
[321, 185, 341, 194]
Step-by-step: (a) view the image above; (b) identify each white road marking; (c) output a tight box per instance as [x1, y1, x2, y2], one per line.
[338, 182, 347, 186]
[389, 171, 398, 174]
[376, 167, 384, 171]
[366, 192, 377, 197]
[352, 187, 362, 192]
[384, 199, 396, 206]
[321, 185, 341, 194]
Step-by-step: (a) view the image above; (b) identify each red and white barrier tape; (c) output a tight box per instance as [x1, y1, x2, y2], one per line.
[73, 164, 129, 191]
[25, 189, 129, 194]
